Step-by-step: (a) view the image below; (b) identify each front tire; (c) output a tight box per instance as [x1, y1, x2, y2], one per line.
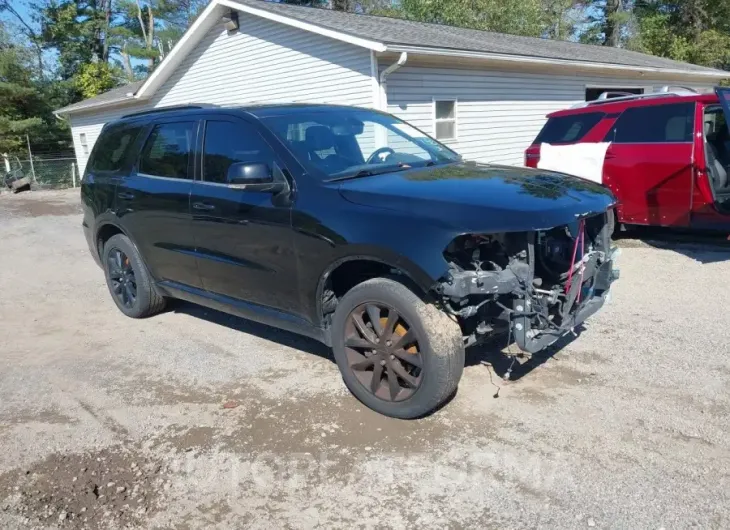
[331, 278, 465, 419]
[103, 234, 166, 318]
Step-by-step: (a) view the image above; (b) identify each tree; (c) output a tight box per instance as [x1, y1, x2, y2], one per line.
[0, 21, 71, 155]
[74, 61, 120, 98]
[383, 0, 545, 37]
[631, 0, 730, 69]
[542, 0, 584, 40]
[0, 0, 45, 76]
[578, 0, 635, 47]
[38, 0, 113, 80]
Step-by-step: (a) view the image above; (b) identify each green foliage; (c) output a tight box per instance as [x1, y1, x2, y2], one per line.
[628, 0, 730, 69]
[74, 62, 121, 99]
[0, 21, 71, 155]
[38, 0, 110, 80]
[384, 0, 545, 37]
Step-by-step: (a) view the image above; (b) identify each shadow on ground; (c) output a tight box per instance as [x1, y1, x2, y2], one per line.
[173, 299, 586, 388]
[171, 301, 334, 361]
[465, 325, 587, 382]
[615, 226, 730, 264]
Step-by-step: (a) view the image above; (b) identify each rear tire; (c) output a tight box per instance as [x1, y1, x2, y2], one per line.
[331, 278, 465, 419]
[103, 234, 166, 318]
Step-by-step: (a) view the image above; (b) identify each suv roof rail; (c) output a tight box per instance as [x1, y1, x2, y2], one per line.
[570, 90, 700, 109]
[121, 104, 216, 119]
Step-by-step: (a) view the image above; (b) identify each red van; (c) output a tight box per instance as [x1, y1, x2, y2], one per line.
[525, 87, 730, 231]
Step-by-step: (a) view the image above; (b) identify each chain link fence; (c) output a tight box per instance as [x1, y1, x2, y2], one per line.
[4, 156, 79, 190]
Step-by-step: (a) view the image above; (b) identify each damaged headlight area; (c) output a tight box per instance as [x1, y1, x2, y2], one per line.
[434, 213, 620, 353]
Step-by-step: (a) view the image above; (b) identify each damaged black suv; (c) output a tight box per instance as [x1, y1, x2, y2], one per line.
[82, 104, 619, 418]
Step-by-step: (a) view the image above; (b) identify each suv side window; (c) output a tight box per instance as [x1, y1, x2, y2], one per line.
[203, 120, 276, 183]
[88, 123, 144, 172]
[608, 103, 695, 143]
[138, 122, 196, 179]
[535, 112, 605, 144]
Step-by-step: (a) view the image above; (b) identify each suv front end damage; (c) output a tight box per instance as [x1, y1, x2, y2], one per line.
[435, 212, 619, 353]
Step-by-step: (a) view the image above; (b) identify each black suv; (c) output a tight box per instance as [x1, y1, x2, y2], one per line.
[82, 104, 618, 418]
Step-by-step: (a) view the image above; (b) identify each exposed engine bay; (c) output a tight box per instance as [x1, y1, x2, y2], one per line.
[436, 212, 620, 353]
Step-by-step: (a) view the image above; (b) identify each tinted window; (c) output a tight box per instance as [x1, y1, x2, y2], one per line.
[608, 103, 695, 143]
[203, 121, 276, 183]
[535, 113, 604, 144]
[89, 124, 143, 172]
[138, 122, 195, 179]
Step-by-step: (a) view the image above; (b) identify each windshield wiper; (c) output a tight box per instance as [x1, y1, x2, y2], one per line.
[325, 164, 412, 182]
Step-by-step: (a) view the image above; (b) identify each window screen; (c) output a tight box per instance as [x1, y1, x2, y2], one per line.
[138, 122, 195, 179]
[534, 112, 604, 144]
[608, 103, 695, 143]
[88, 124, 144, 172]
[80, 133, 89, 155]
[434, 100, 457, 140]
[203, 121, 275, 184]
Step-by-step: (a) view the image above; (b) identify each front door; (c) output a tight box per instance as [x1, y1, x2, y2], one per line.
[117, 118, 202, 288]
[190, 117, 298, 314]
[603, 102, 695, 227]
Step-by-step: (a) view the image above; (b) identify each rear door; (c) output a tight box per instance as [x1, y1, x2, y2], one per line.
[82, 121, 145, 231]
[603, 102, 695, 226]
[117, 118, 202, 288]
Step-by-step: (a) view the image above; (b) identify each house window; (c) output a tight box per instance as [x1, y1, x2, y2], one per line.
[79, 133, 89, 155]
[434, 100, 457, 140]
[585, 87, 643, 101]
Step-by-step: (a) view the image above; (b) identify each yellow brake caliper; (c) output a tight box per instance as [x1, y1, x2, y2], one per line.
[380, 318, 418, 354]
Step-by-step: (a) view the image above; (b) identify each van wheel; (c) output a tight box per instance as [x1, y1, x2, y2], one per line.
[103, 234, 166, 318]
[331, 278, 465, 419]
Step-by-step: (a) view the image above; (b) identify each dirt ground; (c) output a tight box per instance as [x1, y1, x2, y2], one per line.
[0, 189, 729, 529]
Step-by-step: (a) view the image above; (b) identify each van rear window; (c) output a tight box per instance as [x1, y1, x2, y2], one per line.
[534, 112, 604, 144]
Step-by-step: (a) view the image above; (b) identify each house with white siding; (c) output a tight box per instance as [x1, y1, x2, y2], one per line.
[56, 0, 729, 174]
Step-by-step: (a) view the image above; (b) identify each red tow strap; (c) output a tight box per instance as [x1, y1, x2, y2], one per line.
[565, 218, 586, 299]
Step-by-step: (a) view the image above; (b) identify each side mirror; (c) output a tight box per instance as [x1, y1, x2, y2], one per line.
[226, 162, 289, 194]
[227, 162, 273, 185]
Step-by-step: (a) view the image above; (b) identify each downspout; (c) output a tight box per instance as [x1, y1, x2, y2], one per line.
[378, 52, 407, 111]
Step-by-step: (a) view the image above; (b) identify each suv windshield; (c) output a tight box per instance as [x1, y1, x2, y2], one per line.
[260, 108, 460, 180]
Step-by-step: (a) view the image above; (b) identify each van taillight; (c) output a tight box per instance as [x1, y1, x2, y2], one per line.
[525, 147, 540, 168]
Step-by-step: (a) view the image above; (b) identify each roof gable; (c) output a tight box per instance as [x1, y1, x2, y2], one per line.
[57, 0, 728, 116]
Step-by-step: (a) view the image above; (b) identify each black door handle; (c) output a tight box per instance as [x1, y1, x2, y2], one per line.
[117, 192, 135, 200]
[193, 202, 216, 211]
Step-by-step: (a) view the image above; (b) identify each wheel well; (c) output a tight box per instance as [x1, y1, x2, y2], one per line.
[320, 259, 426, 325]
[96, 224, 124, 258]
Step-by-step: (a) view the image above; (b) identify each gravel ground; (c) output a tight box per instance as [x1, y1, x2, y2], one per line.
[0, 189, 729, 529]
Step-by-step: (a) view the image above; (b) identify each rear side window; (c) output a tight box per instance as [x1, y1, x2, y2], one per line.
[88, 124, 144, 172]
[534, 112, 605, 144]
[138, 122, 196, 179]
[607, 103, 695, 143]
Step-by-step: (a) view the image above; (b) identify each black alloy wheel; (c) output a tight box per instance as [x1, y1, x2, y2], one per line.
[344, 303, 424, 402]
[107, 248, 137, 309]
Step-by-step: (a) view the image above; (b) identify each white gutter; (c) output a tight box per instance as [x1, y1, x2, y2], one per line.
[378, 52, 407, 111]
[385, 45, 729, 80]
[54, 95, 139, 117]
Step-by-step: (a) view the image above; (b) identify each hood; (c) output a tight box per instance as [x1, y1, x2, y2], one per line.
[336, 162, 616, 233]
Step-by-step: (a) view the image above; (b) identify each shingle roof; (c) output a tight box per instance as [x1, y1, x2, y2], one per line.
[57, 0, 727, 115]
[55, 80, 144, 115]
[233, 0, 725, 74]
